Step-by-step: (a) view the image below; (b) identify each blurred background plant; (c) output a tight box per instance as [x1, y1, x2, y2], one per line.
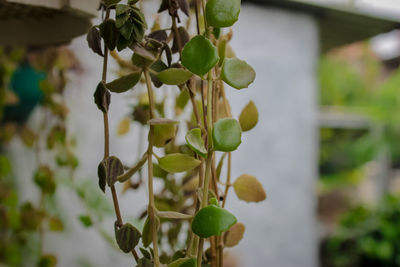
[318, 41, 400, 266]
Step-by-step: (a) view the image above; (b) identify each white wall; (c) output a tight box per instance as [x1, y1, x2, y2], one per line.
[8, 3, 319, 267]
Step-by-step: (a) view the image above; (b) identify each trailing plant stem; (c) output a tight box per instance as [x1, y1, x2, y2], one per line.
[144, 69, 160, 267]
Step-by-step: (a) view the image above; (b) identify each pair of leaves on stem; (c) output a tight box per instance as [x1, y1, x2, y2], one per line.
[97, 156, 124, 192]
[181, 35, 255, 89]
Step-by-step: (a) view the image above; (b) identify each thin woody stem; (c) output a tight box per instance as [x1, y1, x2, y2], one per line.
[144, 69, 160, 267]
[101, 7, 137, 263]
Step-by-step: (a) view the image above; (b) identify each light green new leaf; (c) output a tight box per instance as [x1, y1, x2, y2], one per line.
[185, 128, 207, 158]
[158, 153, 201, 173]
[221, 58, 255, 89]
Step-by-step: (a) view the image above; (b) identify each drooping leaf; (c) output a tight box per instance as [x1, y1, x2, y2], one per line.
[185, 128, 207, 158]
[148, 30, 168, 42]
[94, 81, 111, 113]
[224, 222, 245, 247]
[153, 163, 168, 179]
[34, 166, 56, 195]
[137, 257, 153, 267]
[99, 19, 118, 51]
[212, 118, 241, 152]
[175, 88, 190, 115]
[98, 156, 124, 190]
[233, 174, 266, 202]
[117, 34, 132, 51]
[181, 35, 219, 77]
[116, 10, 130, 28]
[140, 247, 151, 259]
[120, 20, 135, 40]
[106, 72, 141, 93]
[172, 27, 189, 54]
[191, 205, 237, 238]
[177, 0, 190, 16]
[115, 222, 141, 253]
[150, 60, 168, 87]
[142, 216, 160, 247]
[153, 124, 176, 148]
[86, 26, 104, 56]
[158, 153, 201, 173]
[239, 100, 258, 131]
[118, 118, 131, 136]
[97, 160, 107, 193]
[205, 0, 241, 28]
[221, 58, 255, 89]
[157, 68, 193, 85]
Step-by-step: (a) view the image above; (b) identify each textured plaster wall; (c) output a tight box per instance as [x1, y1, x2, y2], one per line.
[7, 3, 319, 267]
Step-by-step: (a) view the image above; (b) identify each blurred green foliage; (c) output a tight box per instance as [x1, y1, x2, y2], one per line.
[322, 195, 400, 267]
[319, 46, 400, 189]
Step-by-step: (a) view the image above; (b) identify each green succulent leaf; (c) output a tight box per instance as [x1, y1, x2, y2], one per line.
[233, 174, 266, 202]
[205, 0, 241, 28]
[212, 118, 242, 152]
[239, 100, 258, 131]
[78, 215, 93, 227]
[181, 35, 219, 76]
[221, 58, 255, 89]
[192, 205, 237, 238]
[99, 19, 118, 51]
[142, 216, 160, 247]
[115, 222, 141, 253]
[137, 257, 153, 267]
[185, 128, 207, 158]
[157, 68, 193, 85]
[106, 72, 141, 93]
[158, 153, 201, 173]
[86, 26, 104, 57]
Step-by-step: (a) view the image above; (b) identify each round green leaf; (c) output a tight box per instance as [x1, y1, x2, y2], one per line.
[205, 0, 241, 28]
[158, 153, 201, 173]
[221, 58, 255, 89]
[181, 35, 219, 76]
[212, 118, 241, 152]
[185, 128, 207, 158]
[239, 100, 258, 131]
[191, 205, 237, 238]
[106, 72, 141, 93]
[157, 68, 193, 85]
[34, 166, 55, 195]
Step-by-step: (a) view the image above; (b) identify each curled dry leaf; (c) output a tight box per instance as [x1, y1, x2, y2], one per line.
[233, 174, 266, 203]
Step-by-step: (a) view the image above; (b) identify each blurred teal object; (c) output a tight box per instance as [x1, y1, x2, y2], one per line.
[2, 64, 46, 124]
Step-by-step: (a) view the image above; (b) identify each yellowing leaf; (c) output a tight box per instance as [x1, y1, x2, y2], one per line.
[233, 174, 266, 203]
[239, 101, 258, 131]
[118, 118, 131, 136]
[225, 222, 245, 247]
